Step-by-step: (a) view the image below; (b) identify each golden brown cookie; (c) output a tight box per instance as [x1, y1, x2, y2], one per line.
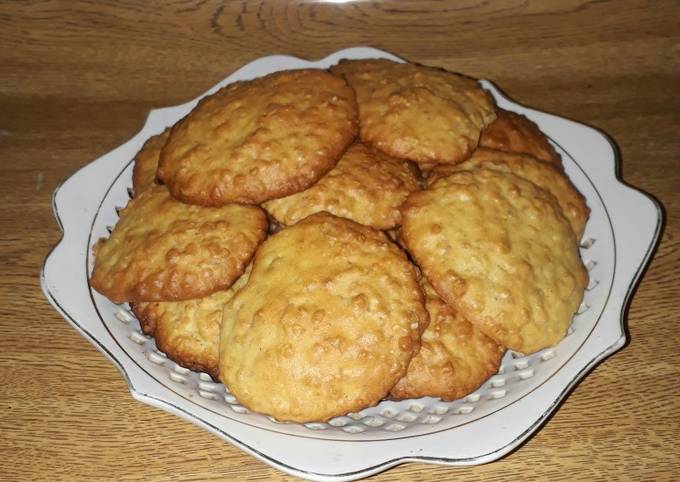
[427, 148, 589, 239]
[390, 280, 504, 400]
[131, 129, 170, 196]
[219, 212, 428, 422]
[331, 59, 496, 168]
[90, 185, 267, 303]
[385, 228, 400, 243]
[157, 69, 358, 205]
[400, 169, 587, 354]
[131, 267, 250, 379]
[263, 143, 421, 230]
[480, 109, 561, 166]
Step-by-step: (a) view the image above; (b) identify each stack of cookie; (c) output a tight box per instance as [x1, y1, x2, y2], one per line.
[90, 59, 588, 423]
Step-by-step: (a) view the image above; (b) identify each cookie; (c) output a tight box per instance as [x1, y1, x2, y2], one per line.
[219, 212, 428, 422]
[331, 59, 496, 168]
[400, 169, 587, 354]
[263, 143, 421, 230]
[385, 228, 400, 242]
[390, 280, 504, 401]
[90, 185, 267, 303]
[131, 267, 250, 379]
[480, 109, 561, 166]
[131, 128, 170, 196]
[157, 69, 358, 205]
[427, 148, 589, 239]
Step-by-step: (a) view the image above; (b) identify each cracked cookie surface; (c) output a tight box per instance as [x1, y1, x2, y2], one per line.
[264, 143, 421, 229]
[401, 169, 587, 353]
[132, 128, 170, 196]
[390, 280, 504, 401]
[131, 267, 250, 379]
[427, 147, 589, 238]
[332, 58, 495, 168]
[90, 186, 267, 302]
[219, 212, 428, 422]
[157, 69, 357, 205]
[480, 109, 561, 165]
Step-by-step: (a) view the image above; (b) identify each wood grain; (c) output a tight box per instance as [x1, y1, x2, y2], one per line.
[1, 1, 679, 480]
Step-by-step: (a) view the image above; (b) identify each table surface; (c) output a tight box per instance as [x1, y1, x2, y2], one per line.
[2, 1, 679, 480]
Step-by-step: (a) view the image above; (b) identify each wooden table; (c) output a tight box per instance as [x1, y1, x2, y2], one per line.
[2, 1, 679, 480]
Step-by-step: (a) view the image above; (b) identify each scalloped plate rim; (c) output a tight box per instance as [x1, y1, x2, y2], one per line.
[40, 46, 662, 481]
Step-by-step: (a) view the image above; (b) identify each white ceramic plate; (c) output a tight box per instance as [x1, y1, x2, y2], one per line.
[41, 47, 661, 481]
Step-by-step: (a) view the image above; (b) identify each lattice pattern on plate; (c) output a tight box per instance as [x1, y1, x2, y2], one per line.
[110, 257, 594, 437]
